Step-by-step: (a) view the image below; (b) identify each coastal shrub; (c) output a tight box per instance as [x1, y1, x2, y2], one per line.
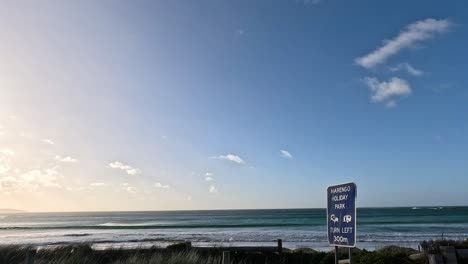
[318, 252, 336, 264]
[354, 249, 416, 264]
[421, 239, 468, 252]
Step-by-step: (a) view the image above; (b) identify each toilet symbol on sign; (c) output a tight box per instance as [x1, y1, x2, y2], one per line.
[343, 215, 352, 223]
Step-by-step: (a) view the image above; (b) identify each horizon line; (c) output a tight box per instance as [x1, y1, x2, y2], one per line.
[6, 205, 468, 214]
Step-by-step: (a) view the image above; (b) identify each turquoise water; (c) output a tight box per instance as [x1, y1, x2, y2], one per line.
[0, 207, 467, 250]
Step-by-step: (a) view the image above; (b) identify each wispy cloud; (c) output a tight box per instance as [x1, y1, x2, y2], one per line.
[55, 155, 78, 163]
[216, 154, 244, 164]
[209, 185, 218, 193]
[355, 18, 452, 68]
[90, 182, 106, 187]
[154, 182, 170, 189]
[390, 62, 423, 76]
[0, 149, 14, 156]
[0, 150, 14, 175]
[205, 176, 214, 182]
[125, 186, 137, 193]
[205, 172, 214, 181]
[280, 150, 293, 159]
[0, 174, 61, 192]
[0, 148, 64, 192]
[42, 139, 55, 145]
[236, 29, 245, 36]
[364, 77, 412, 107]
[108, 161, 142, 176]
[12, 167, 62, 190]
[121, 183, 137, 193]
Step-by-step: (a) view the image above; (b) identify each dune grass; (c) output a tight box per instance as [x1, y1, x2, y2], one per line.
[0, 244, 426, 264]
[0, 245, 223, 264]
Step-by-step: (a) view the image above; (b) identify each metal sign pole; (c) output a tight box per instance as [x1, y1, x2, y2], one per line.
[335, 246, 339, 264]
[349, 247, 353, 264]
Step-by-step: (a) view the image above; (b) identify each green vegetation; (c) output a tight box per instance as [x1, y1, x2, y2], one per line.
[0, 244, 425, 264]
[421, 239, 468, 253]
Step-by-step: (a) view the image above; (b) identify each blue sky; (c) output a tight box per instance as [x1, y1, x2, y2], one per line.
[0, 0, 467, 211]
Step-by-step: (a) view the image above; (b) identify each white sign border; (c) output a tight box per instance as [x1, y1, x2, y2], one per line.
[326, 182, 357, 248]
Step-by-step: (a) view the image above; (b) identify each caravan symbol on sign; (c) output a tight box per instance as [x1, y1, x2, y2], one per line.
[327, 182, 357, 247]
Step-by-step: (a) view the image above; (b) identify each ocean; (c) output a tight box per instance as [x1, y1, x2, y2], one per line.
[1, 207, 467, 251]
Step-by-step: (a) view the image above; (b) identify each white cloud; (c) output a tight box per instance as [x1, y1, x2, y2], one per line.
[0, 149, 14, 156]
[355, 18, 452, 68]
[209, 185, 218, 193]
[280, 150, 293, 159]
[1, 167, 62, 192]
[154, 182, 170, 189]
[390, 62, 423, 76]
[0, 176, 22, 193]
[108, 161, 141, 176]
[125, 186, 137, 193]
[0, 165, 10, 175]
[42, 139, 55, 145]
[364, 77, 412, 106]
[217, 154, 244, 164]
[126, 168, 141, 176]
[0, 151, 14, 175]
[65, 186, 89, 192]
[187, 195, 192, 201]
[205, 176, 214, 182]
[90, 182, 105, 187]
[205, 172, 214, 176]
[120, 182, 137, 193]
[0, 149, 63, 192]
[0, 150, 15, 175]
[54, 155, 78, 163]
[19, 167, 61, 188]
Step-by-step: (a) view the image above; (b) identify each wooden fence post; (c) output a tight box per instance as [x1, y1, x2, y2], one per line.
[277, 239, 283, 253]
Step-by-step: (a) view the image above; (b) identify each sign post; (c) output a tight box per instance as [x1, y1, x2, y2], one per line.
[327, 182, 357, 264]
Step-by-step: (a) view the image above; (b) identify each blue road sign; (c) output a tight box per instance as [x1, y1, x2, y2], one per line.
[327, 182, 357, 247]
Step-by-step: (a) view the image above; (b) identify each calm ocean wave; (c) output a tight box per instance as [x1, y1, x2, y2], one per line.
[0, 207, 467, 250]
